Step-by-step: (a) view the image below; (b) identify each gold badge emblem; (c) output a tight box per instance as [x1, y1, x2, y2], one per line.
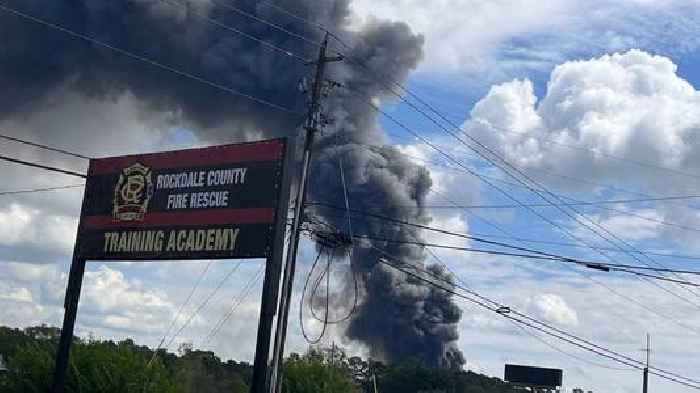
[113, 163, 154, 222]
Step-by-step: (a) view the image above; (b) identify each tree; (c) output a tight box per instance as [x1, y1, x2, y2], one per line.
[283, 349, 358, 393]
[4, 339, 181, 393]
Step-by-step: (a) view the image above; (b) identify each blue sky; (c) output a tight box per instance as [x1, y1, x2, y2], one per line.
[3, 1, 700, 393]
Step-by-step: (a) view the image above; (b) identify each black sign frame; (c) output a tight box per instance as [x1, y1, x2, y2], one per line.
[51, 138, 294, 393]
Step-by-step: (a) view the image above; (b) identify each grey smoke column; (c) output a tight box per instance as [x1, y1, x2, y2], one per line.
[0, 0, 463, 367]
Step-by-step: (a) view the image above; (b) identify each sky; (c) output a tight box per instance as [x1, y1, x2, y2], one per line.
[2, 0, 700, 392]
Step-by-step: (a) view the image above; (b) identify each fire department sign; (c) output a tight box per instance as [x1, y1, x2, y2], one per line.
[77, 138, 287, 260]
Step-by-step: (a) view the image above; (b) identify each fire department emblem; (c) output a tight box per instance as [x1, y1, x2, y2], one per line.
[113, 163, 154, 222]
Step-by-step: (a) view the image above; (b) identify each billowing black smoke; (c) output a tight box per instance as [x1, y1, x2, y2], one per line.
[0, 0, 464, 368]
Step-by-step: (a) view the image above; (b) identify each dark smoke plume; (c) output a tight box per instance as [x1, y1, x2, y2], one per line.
[0, 0, 464, 367]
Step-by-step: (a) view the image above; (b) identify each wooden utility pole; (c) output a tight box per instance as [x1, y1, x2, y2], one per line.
[269, 32, 342, 393]
[643, 333, 650, 393]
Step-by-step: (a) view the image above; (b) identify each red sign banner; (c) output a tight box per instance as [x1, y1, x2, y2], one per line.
[76, 138, 287, 260]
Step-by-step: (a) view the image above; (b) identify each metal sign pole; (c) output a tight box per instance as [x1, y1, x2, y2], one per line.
[52, 185, 91, 393]
[51, 255, 86, 393]
[49, 138, 290, 393]
[250, 138, 295, 393]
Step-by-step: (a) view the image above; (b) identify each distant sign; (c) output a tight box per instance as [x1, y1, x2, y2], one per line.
[504, 364, 563, 388]
[77, 138, 287, 260]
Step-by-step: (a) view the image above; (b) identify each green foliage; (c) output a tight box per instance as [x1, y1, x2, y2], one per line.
[3, 338, 180, 393]
[0, 326, 517, 393]
[375, 361, 516, 393]
[283, 350, 358, 393]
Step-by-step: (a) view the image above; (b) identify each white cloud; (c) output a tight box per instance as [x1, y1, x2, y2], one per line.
[81, 265, 172, 317]
[0, 203, 77, 255]
[462, 49, 700, 248]
[529, 293, 579, 327]
[574, 208, 664, 242]
[0, 287, 33, 303]
[467, 50, 700, 176]
[349, 0, 576, 72]
[349, 0, 700, 75]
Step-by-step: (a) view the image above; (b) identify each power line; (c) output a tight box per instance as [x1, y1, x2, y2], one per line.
[0, 132, 92, 160]
[158, 0, 312, 63]
[471, 118, 700, 182]
[370, 247, 700, 389]
[211, 0, 323, 48]
[511, 322, 632, 371]
[256, 0, 700, 309]
[153, 262, 213, 355]
[0, 2, 301, 116]
[257, 0, 330, 33]
[345, 89, 700, 317]
[312, 192, 700, 262]
[308, 204, 700, 276]
[147, 261, 214, 369]
[319, 18, 700, 309]
[299, 249, 329, 344]
[163, 262, 242, 351]
[0, 184, 85, 196]
[202, 264, 265, 346]
[374, 136, 700, 234]
[418, 229, 634, 371]
[342, 142, 700, 236]
[0, 154, 87, 178]
[309, 209, 700, 336]
[309, 219, 700, 388]
[309, 227, 700, 287]
[338, 195, 700, 210]
[347, 226, 687, 381]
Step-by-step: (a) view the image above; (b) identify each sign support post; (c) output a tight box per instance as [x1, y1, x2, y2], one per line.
[52, 185, 92, 393]
[250, 138, 295, 393]
[49, 138, 291, 393]
[51, 256, 86, 393]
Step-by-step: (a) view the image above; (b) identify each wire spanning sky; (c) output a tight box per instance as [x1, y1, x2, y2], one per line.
[2, 1, 700, 392]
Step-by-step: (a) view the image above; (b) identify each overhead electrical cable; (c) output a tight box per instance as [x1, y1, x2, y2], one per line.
[416, 226, 636, 370]
[314, 199, 700, 263]
[0, 2, 301, 116]
[252, 0, 700, 300]
[308, 204, 700, 276]
[472, 118, 700, 182]
[148, 261, 214, 367]
[307, 221, 700, 387]
[158, 0, 312, 63]
[0, 132, 92, 160]
[299, 249, 329, 344]
[346, 90, 700, 316]
[368, 244, 700, 389]
[202, 264, 266, 346]
[309, 203, 700, 335]
[0, 154, 87, 178]
[211, 0, 323, 48]
[163, 262, 242, 351]
[341, 142, 700, 238]
[310, 228, 700, 286]
[304, 19, 700, 309]
[350, 141, 700, 236]
[326, 195, 700, 210]
[375, 136, 700, 233]
[0, 185, 85, 196]
[258, 2, 700, 370]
